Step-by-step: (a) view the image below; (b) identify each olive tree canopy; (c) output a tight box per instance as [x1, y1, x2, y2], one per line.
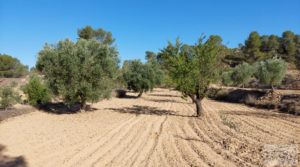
[36, 39, 119, 109]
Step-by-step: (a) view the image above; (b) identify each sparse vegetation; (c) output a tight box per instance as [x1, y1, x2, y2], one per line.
[220, 114, 238, 131]
[0, 85, 20, 110]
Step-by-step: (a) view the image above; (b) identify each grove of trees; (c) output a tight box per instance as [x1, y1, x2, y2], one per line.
[1, 28, 299, 116]
[224, 31, 300, 68]
[0, 54, 28, 78]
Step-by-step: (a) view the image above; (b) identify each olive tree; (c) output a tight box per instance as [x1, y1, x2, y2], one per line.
[159, 36, 223, 116]
[122, 60, 156, 97]
[255, 58, 287, 89]
[36, 39, 119, 110]
[231, 62, 255, 87]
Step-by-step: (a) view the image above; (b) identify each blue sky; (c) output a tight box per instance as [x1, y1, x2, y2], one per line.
[0, 0, 299, 67]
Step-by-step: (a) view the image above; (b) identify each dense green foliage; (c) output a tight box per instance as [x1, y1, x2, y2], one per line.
[122, 60, 156, 97]
[78, 26, 115, 45]
[0, 54, 28, 78]
[157, 36, 224, 116]
[0, 85, 20, 110]
[36, 39, 119, 109]
[244, 32, 263, 62]
[231, 63, 255, 87]
[22, 75, 51, 106]
[145, 51, 164, 86]
[255, 58, 287, 88]
[222, 58, 287, 88]
[221, 70, 234, 86]
[223, 31, 300, 67]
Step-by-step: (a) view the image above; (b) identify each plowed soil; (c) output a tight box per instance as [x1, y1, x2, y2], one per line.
[0, 88, 299, 167]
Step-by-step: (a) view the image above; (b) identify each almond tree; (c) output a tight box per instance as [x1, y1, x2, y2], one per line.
[159, 36, 224, 116]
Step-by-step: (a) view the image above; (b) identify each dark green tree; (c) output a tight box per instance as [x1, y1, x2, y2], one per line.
[244, 31, 263, 62]
[78, 26, 115, 45]
[267, 35, 280, 53]
[281, 31, 296, 62]
[123, 60, 156, 97]
[36, 39, 119, 110]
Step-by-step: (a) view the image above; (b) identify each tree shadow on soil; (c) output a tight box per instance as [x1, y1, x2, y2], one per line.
[0, 145, 27, 167]
[148, 94, 181, 98]
[146, 98, 191, 104]
[106, 105, 194, 117]
[117, 94, 139, 99]
[39, 102, 97, 115]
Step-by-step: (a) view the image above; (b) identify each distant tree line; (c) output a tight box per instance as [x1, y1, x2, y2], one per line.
[223, 31, 300, 67]
[0, 54, 28, 78]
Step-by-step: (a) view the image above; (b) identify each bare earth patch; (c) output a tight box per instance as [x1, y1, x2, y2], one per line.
[0, 88, 299, 167]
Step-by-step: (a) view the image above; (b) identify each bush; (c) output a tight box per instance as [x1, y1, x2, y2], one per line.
[22, 75, 51, 106]
[0, 86, 20, 110]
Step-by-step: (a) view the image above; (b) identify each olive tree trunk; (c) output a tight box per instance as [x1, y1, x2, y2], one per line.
[80, 95, 87, 110]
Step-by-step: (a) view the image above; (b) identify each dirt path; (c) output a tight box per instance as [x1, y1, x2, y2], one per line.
[0, 88, 299, 167]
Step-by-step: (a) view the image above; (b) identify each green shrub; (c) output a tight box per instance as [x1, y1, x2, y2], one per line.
[221, 70, 234, 86]
[0, 86, 20, 110]
[232, 62, 255, 87]
[255, 58, 287, 88]
[22, 75, 51, 106]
